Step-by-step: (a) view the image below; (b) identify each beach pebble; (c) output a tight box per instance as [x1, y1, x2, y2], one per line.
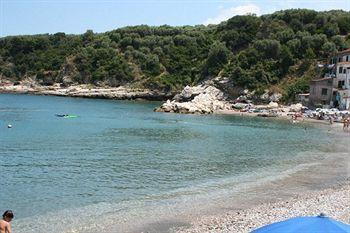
[176, 184, 350, 233]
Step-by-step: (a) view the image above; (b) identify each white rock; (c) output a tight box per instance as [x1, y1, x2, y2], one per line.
[290, 103, 303, 112]
[268, 102, 279, 108]
[156, 84, 231, 114]
[269, 93, 282, 102]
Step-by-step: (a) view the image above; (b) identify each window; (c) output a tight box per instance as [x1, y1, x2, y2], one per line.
[338, 57, 342, 62]
[339, 67, 343, 73]
[346, 56, 349, 62]
[338, 80, 345, 88]
[321, 88, 328, 95]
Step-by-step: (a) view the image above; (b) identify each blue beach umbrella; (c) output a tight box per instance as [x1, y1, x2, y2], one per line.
[251, 214, 350, 233]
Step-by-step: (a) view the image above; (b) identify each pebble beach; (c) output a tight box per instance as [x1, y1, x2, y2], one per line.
[175, 182, 350, 233]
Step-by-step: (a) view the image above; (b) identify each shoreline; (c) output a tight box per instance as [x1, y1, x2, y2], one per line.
[1, 88, 344, 128]
[0, 83, 174, 101]
[214, 109, 346, 127]
[1, 84, 347, 128]
[171, 126, 350, 233]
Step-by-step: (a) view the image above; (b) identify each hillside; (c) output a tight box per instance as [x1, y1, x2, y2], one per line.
[0, 9, 350, 101]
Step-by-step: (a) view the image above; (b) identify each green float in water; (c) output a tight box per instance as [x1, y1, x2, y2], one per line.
[63, 115, 78, 118]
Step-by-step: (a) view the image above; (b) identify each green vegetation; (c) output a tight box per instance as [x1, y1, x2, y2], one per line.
[1, 9, 350, 101]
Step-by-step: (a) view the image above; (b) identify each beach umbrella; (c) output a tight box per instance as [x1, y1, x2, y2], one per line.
[251, 214, 350, 233]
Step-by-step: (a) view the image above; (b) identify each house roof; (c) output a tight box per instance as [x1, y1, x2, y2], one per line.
[337, 48, 350, 56]
[337, 61, 350, 65]
[311, 77, 333, 82]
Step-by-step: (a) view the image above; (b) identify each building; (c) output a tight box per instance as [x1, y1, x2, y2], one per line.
[333, 48, 350, 110]
[296, 93, 309, 106]
[309, 77, 333, 108]
[309, 48, 350, 109]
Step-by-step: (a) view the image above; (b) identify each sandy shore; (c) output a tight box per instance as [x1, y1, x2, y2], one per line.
[175, 182, 350, 233]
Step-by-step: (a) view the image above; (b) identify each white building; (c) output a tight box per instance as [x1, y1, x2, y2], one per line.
[332, 48, 350, 110]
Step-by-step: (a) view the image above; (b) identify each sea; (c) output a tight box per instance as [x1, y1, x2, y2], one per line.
[0, 93, 348, 233]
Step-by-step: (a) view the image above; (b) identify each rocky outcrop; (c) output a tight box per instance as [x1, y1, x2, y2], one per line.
[45, 85, 173, 100]
[0, 79, 173, 101]
[269, 93, 282, 102]
[56, 57, 79, 87]
[155, 84, 232, 114]
[173, 85, 207, 102]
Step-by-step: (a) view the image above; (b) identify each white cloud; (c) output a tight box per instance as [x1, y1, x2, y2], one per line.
[203, 4, 261, 25]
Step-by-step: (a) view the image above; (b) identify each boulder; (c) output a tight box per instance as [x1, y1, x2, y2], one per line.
[290, 103, 303, 112]
[233, 103, 248, 110]
[268, 101, 279, 109]
[242, 89, 250, 95]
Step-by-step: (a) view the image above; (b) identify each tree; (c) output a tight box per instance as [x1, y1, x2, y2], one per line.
[275, 29, 295, 43]
[142, 54, 161, 75]
[203, 42, 230, 77]
[321, 42, 337, 57]
[337, 16, 350, 35]
[305, 47, 316, 59]
[323, 23, 340, 37]
[332, 35, 346, 50]
[254, 39, 281, 59]
[279, 45, 294, 75]
[82, 30, 94, 44]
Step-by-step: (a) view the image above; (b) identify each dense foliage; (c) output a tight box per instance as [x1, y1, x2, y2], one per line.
[0, 9, 349, 99]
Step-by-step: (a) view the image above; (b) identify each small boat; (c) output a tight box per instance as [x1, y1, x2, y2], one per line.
[55, 114, 67, 117]
[55, 114, 78, 118]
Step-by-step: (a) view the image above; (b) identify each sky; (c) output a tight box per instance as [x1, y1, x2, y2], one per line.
[0, 0, 349, 37]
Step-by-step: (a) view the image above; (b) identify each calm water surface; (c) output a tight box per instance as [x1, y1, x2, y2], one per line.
[0, 94, 335, 232]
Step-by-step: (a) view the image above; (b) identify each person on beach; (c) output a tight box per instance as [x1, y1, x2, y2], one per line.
[0, 210, 13, 233]
[343, 117, 349, 132]
[329, 116, 333, 125]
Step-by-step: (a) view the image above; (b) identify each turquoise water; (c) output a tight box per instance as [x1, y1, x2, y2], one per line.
[0, 94, 334, 232]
